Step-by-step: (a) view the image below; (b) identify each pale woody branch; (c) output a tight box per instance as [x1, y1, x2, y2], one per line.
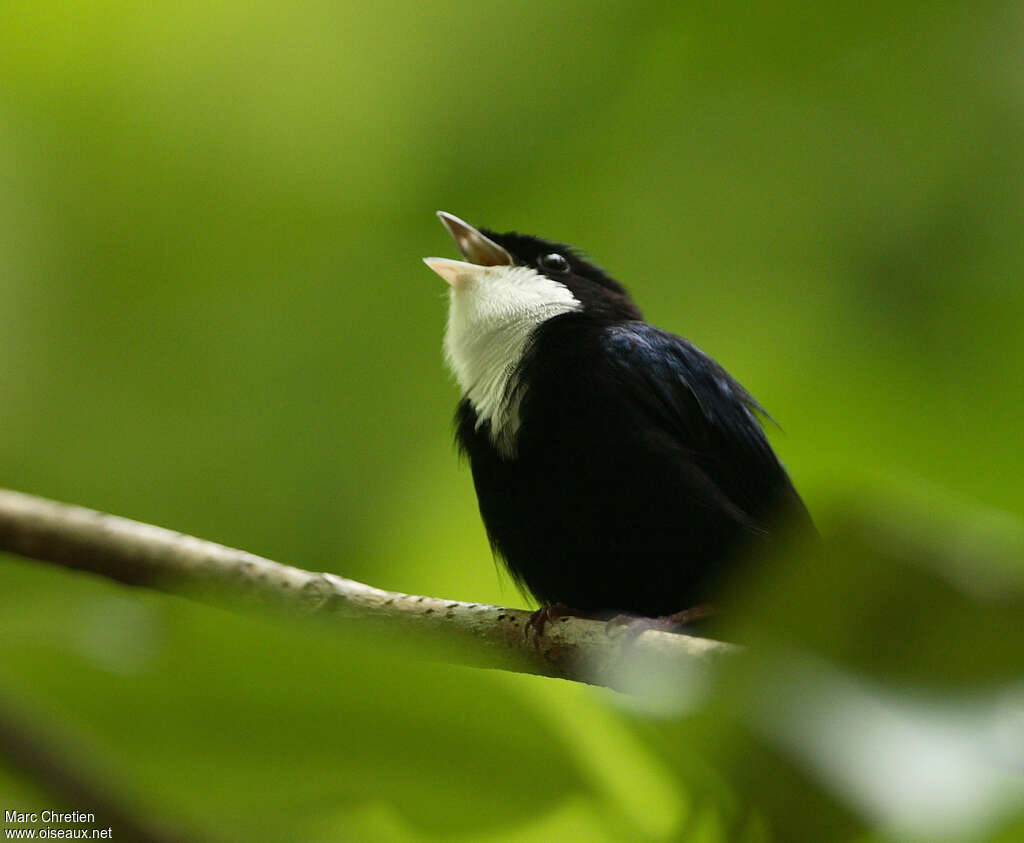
[0, 488, 735, 692]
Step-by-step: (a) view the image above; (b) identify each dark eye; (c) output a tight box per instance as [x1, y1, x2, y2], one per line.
[539, 253, 570, 274]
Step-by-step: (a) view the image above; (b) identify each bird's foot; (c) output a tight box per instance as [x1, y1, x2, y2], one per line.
[662, 603, 716, 629]
[524, 603, 585, 642]
[605, 603, 716, 642]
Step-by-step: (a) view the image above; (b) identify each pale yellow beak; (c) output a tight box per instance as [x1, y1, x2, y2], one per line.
[422, 257, 477, 286]
[424, 211, 514, 285]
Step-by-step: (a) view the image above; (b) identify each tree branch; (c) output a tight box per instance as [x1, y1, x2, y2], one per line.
[0, 488, 735, 692]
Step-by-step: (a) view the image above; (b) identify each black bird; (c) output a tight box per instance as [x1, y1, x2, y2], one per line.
[424, 212, 814, 619]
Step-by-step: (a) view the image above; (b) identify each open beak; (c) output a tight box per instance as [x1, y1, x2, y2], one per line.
[424, 211, 513, 285]
[436, 212, 513, 266]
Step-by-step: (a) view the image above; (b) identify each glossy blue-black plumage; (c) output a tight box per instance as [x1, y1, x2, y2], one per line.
[453, 229, 813, 617]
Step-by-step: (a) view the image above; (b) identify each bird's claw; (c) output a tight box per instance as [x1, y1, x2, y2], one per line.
[524, 603, 582, 642]
[663, 603, 716, 628]
[605, 603, 716, 643]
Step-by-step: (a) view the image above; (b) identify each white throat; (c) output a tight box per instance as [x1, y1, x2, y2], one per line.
[443, 263, 581, 456]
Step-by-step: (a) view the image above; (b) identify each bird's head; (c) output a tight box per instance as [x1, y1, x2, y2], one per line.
[424, 211, 642, 452]
[424, 211, 641, 325]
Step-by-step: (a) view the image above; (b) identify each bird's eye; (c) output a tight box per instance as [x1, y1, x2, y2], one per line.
[539, 253, 570, 274]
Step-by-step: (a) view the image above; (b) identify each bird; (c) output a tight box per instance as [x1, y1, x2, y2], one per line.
[423, 212, 814, 620]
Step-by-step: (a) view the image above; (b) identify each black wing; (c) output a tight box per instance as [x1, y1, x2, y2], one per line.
[600, 321, 812, 532]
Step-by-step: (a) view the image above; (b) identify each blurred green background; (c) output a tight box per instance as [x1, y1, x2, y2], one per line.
[2, 2, 1023, 840]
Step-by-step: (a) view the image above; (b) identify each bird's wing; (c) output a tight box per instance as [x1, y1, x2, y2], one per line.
[600, 321, 804, 525]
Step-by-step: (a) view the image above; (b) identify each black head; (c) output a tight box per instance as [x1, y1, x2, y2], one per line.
[425, 212, 642, 323]
[479, 228, 643, 321]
